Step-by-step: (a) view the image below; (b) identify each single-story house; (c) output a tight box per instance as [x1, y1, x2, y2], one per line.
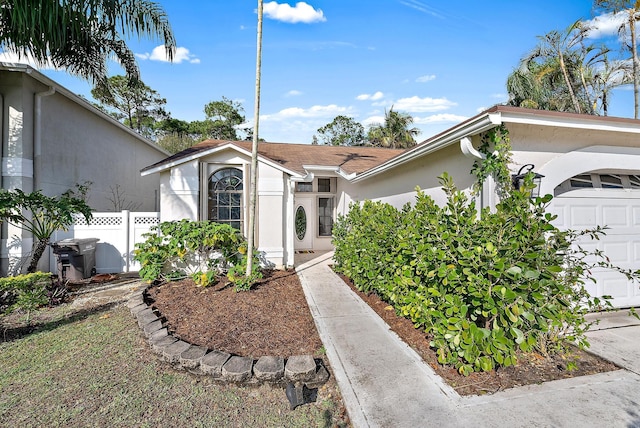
[0, 63, 169, 274]
[142, 105, 640, 308]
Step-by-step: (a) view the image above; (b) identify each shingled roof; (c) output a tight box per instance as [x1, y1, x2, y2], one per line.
[141, 139, 406, 177]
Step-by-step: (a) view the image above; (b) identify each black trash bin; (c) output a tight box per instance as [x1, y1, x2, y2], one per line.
[52, 238, 99, 281]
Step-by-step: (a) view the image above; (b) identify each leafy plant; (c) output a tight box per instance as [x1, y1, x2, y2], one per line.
[0, 272, 51, 322]
[0, 183, 93, 274]
[133, 220, 245, 286]
[333, 126, 636, 375]
[227, 255, 263, 292]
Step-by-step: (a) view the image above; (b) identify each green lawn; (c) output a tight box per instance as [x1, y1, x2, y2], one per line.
[0, 304, 346, 427]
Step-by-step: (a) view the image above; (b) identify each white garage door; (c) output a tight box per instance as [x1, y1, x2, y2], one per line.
[549, 173, 640, 308]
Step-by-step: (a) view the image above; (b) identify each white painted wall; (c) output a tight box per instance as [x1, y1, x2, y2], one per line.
[159, 148, 290, 268]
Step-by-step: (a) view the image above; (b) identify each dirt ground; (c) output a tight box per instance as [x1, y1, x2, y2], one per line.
[148, 270, 619, 397]
[338, 274, 620, 396]
[147, 269, 324, 359]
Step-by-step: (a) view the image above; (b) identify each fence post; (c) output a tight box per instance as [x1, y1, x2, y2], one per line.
[123, 210, 130, 272]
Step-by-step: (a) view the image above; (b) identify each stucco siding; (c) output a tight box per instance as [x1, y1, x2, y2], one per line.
[38, 92, 163, 211]
[346, 143, 476, 209]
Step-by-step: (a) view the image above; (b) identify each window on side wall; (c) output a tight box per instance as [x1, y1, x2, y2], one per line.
[208, 167, 243, 230]
[318, 197, 334, 237]
[317, 178, 331, 192]
[296, 182, 313, 192]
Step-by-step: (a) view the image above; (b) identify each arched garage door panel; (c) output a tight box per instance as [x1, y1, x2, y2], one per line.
[549, 196, 640, 308]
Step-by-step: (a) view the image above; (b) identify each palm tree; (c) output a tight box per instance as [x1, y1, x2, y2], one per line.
[593, 57, 633, 115]
[593, 0, 640, 118]
[0, 0, 175, 85]
[367, 108, 420, 149]
[506, 21, 629, 115]
[526, 21, 586, 113]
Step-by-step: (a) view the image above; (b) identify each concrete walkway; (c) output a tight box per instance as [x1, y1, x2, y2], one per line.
[296, 251, 640, 428]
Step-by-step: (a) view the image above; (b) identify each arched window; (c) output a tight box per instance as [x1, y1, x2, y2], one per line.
[208, 168, 243, 230]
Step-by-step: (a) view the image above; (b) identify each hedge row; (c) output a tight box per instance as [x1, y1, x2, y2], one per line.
[333, 172, 610, 375]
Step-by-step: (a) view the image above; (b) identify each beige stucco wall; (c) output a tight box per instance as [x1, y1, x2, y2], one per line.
[343, 142, 477, 210]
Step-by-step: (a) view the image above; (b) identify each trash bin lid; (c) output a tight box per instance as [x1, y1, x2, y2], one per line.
[52, 238, 99, 254]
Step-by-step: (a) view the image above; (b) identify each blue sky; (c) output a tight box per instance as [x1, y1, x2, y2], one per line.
[1, 1, 633, 144]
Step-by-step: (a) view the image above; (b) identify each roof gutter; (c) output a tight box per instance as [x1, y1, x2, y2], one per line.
[353, 111, 502, 182]
[300, 165, 356, 181]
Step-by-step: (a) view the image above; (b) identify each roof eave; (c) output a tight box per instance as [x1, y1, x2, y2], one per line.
[353, 111, 502, 182]
[141, 142, 303, 178]
[0, 62, 170, 156]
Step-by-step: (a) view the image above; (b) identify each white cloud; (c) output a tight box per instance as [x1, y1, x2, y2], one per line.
[416, 74, 436, 83]
[361, 115, 385, 127]
[413, 113, 468, 124]
[284, 90, 303, 97]
[356, 91, 384, 101]
[393, 96, 456, 112]
[0, 51, 57, 69]
[584, 12, 627, 39]
[136, 45, 200, 64]
[263, 2, 326, 24]
[261, 104, 351, 121]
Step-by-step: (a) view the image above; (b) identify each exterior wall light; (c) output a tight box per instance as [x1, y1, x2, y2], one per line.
[512, 164, 544, 198]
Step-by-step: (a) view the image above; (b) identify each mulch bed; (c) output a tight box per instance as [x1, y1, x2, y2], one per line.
[337, 273, 620, 395]
[146, 269, 323, 359]
[146, 268, 619, 397]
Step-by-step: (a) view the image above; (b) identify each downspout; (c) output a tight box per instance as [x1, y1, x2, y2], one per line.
[33, 86, 55, 273]
[34, 86, 55, 191]
[460, 136, 496, 214]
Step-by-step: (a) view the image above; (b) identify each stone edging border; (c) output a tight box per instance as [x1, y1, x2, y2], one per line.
[126, 285, 330, 388]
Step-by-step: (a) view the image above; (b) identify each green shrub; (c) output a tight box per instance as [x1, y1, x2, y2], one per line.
[333, 126, 633, 375]
[133, 220, 245, 286]
[0, 272, 51, 321]
[227, 254, 263, 292]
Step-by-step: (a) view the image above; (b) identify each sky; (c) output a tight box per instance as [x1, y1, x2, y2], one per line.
[0, 1, 633, 144]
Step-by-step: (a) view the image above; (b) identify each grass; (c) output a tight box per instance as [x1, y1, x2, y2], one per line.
[0, 304, 346, 427]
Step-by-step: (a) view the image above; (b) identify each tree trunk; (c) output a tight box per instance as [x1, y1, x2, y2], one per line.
[558, 51, 581, 113]
[27, 238, 49, 273]
[246, 0, 263, 277]
[631, 12, 639, 119]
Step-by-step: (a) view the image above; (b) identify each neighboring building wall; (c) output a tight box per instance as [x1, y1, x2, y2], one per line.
[38, 93, 163, 211]
[0, 67, 167, 275]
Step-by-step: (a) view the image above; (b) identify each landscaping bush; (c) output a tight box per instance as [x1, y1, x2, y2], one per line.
[133, 220, 245, 286]
[0, 272, 52, 321]
[333, 126, 633, 375]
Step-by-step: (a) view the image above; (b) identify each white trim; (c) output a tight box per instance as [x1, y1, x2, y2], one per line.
[0, 62, 169, 157]
[354, 112, 501, 182]
[141, 142, 301, 178]
[301, 165, 356, 180]
[537, 146, 640, 197]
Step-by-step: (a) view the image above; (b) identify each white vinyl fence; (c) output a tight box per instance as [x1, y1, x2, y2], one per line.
[49, 211, 160, 274]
